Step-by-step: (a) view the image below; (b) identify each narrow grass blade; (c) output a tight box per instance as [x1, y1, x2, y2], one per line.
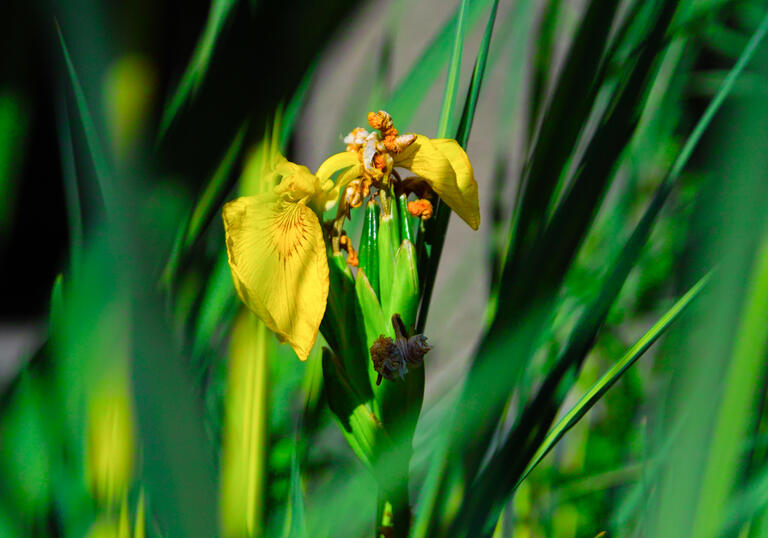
[436, 0, 468, 138]
[549, 0, 768, 379]
[455, 0, 499, 147]
[194, 122, 246, 222]
[56, 99, 84, 270]
[529, 0, 562, 137]
[691, 233, 768, 534]
[490, 0, 679, 357]
[286, 445, 307, 538]
[456, 274, 709, 536]
[517, 273, 709, 489]
[162, 124, 247, 287]
[385, 0, 493, 127]
[480, 168, 681, 514]
[503, 0, 620, 279]
[669, 5, 768, 183]
[524, 0, 768, 344]
[487, 0, 535, 292]
[281, 62, 317, 150]
[57, 25, 113, 206]
[459, 4, 768, 525]
[649, 18, 768, 531]
[443, 6, 685, 518]
[159, 0, 240, 138]
[507, 12, 768, 533]
[415, 0, 501, 333]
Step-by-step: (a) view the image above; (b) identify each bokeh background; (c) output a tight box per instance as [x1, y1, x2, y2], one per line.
[3, 0, 768, 536]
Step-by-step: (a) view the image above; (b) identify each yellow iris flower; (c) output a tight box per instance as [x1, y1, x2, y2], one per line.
[223, 112, 480, 360]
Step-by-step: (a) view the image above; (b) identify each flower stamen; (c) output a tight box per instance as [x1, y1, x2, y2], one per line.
[338, 232, 359, 268]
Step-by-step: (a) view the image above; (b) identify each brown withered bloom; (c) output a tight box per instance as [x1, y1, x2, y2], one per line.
[370, 314, 431, 385]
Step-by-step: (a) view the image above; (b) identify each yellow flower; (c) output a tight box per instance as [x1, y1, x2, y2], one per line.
[328, 110, 481, 229]
[223, 156, 336, 360]
[222, 111, 480, 361]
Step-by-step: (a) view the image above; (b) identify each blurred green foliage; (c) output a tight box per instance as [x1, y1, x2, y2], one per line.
[3, 0, 768, 537]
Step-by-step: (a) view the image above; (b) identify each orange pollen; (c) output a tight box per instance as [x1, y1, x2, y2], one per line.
[382, 134, 399, 153]
[347, 249, 359, 267]
[368, 110, 397, 138]
[408, 199, 433, 220]
[373, 153, 388, 171]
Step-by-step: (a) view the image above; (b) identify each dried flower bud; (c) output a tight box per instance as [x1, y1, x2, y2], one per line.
[368, 110, 394, 133]
[399, 177, 434, 199]
[361, 138, 387, 180]
[405, 334, 431, 367]
[343, 127, 371, 151]
[370, 314, 430, 385]
[344, 178, 372, 209]
[373, 153, 389, 172]
[371, 335, 407, 384]
[345, 180, 364, 207]
[408, 199, 433, 220]
[387, 133, 416, 153]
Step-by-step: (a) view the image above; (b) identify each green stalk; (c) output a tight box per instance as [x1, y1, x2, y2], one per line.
[220, 312, 269, 537]
[691, 235, 768, 535]
[376, 240, 421, 538]
[397, 194, 414, 244]
[378, 191, 399, 315]
[359, 200, 381, 298]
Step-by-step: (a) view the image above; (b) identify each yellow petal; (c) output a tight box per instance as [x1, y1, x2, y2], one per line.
[432, 139, 479, 220]
[272, 157, 337, 214]
[273, 161, 319, 201]
[223, 195, 329, 360]
[337, 161, 364, 186]
[316, 151, 364, 209]
[395, 135, 480, 230]
[316, 151, 361, 182]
